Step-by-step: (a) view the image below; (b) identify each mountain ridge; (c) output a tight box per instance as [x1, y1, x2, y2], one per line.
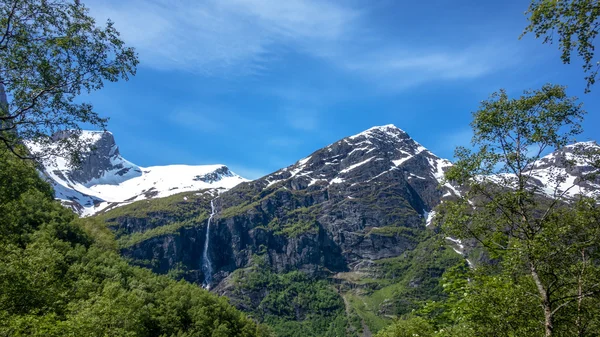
[35, 125, 600, 218]
[85, 124, 600, 336]
[28, 130, 247, 216]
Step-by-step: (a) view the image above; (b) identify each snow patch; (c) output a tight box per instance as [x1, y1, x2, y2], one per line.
[330, 177, 345, 184]
[425, 210, 436, 228]
[340, 157, 375, 174]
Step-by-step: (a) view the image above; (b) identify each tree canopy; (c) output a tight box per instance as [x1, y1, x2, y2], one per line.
[0, 0, 138, 160]
[440, 84, 600, 336]
[376, 85, 600, 337]
[523, 0, 600, 92]
[0, 145, 269, 337]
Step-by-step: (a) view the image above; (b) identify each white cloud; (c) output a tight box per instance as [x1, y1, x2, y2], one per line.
[340, 44, 518, 91]
[86, 0, 519, 89]
[86, 0, 357, 74]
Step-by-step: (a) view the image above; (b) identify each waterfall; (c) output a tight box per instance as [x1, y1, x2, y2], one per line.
[201, 198, 216, 289]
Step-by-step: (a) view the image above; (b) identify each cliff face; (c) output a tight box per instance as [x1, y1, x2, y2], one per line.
[103, 125, 460, 287]
[96, 125, 600, 335]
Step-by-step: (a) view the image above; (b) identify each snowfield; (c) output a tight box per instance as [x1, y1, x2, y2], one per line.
[28, 131, 247, 216]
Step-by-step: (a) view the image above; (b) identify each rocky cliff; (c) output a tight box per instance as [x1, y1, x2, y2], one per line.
[92, 125, 600, 336]
[102, 126, 459, 282]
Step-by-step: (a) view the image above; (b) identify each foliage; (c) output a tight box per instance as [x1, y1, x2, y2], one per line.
[375, 316, 436, 337]
[0, 0, 138, 160]
[523, 0, 600, 92]
[99, 191, 210, 221]
[439, 84, 600, 336]
[233, 257, 348, 337]
[374, 235, 463, 316]
[368, 225, 421, 238]
[335, 232, 463, 335]
[0, 150, 267, 337]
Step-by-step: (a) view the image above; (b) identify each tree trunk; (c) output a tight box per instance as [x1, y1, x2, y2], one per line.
[530, 263, 553, 336]
[576, 249, 586, 337]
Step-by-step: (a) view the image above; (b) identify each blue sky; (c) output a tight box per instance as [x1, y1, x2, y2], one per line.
[83, 0, 600, 179]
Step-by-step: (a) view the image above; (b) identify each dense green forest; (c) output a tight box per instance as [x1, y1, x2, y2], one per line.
[0, 148, 269, 336]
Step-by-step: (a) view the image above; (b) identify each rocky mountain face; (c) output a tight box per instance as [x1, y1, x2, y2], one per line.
[78, 125, 599, 335]
[32, 130, 247, 216]
[98, 125, 469, 330]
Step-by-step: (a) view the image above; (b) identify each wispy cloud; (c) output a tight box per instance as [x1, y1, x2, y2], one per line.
[87, 0, 520, 90]
[339, 43, 519, 91]
[267, 136, 303, 148]
[86, 0, 357, 75]
[283, 108, 320, 131]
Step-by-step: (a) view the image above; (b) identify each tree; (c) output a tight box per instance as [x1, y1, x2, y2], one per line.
[375, 316, 435, 337]
[0, 0, 138, 160]
[440, 84, 600, 336]
[523, 0, 600, 92]
[0, 148, 268, 336]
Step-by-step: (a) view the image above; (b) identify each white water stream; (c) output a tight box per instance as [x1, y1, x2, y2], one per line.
[201, 199, 216, 289]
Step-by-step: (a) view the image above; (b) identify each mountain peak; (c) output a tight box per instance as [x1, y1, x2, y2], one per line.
[565, 140, 599, 149]
[349, 124, 407, 140]
[50, 129, 113, 142]
[32, 130, 247, 216]
[258, 123, 460, 205]
[366, 124, 402, 132]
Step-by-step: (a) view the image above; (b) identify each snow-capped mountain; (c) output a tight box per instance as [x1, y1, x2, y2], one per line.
[260, 124, 460, 207]
[481, 141, 600, 201]
[529, 141, 600, 199]
[100, 124, 599, 291]
[29, 131, 247, 216]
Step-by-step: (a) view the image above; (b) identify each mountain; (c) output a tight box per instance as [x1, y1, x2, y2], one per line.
[97, 125, 469, 335]
[29, 130, 247, 216]
[529, 141, 600, 199]
[51, 125, 600, 336]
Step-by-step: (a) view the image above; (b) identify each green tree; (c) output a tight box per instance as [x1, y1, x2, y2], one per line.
[375, 316, 435, 337]
[0, 0, 138, 159]
[0, 139, 268, 337]
[440, 84, 600, 336]
[523, 0, 599, 92]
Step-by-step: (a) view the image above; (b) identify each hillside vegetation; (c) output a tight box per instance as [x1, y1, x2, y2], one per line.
[0, 148, 269, 337]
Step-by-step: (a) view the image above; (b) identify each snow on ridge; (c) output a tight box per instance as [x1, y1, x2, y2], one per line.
[348, 124, 406, 140]
[289, 156, 312, 177]
[483, 142, 600, 199]
[340, 156, 375, 174]
[33, 131, 248, 216]
[330, 177, 344, 184]
[445, 236, 465, 255]
[392, 146, 428, 167]
[297, 156, 311, 166]
[78, 130, 110, 142]
[366, 166, 398, 183]
[49, 162, 247, 216]
[565, 140, 599, 149]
